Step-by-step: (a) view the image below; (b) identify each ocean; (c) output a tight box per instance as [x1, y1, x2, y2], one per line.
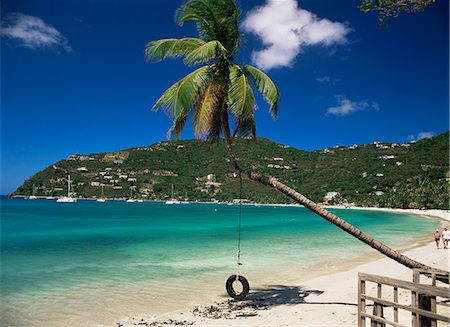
[0, 198, 438, 327]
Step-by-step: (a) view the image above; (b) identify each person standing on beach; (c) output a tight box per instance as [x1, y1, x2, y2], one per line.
[434, 229, 441, 249]
[442, 228, 450, 249]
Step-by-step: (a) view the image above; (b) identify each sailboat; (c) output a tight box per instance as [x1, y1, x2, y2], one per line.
[96, 185, 106, 202]
[28, 185, 38, 200]
[126, 187, 136, 202]
[181, 191, 189, 204]
[165, 184, 180, 204]
[56, 175, 76, 203]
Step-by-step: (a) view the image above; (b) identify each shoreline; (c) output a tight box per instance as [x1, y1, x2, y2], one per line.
[104, 209, 450, 327]
[9, 194, 450, 222]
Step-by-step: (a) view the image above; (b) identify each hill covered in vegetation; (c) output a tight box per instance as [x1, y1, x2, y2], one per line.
[13, 131, 449, 209]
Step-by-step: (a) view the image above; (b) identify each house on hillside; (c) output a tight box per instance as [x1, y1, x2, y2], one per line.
[377, 155, 395, 160]
[324, 192, 340, 202]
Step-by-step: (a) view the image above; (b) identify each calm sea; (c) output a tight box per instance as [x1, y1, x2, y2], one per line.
[0, 198, 438, 327]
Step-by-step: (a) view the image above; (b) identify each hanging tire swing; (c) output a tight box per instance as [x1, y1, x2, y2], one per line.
[226, 274, 249, 300]
[225, 174, 250, 300]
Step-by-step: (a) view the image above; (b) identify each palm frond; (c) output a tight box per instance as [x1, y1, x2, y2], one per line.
[228, 65, 257, 138]
[206, 105, 224, 139]
[192, 83, 217, 137]
[236, 114, 256, 138]
[145, 38, 205, 61]
[176, 0, 240, 54]
[184, 40, 228, 65]
[153, 65, 212, 138]
[244, 65, 280, 119]
[167, 115, 188, 139]
[176, 0, 218, 38]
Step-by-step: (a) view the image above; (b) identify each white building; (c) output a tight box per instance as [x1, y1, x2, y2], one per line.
[377, 155, 395, 160]
[324, 192, 340, 202]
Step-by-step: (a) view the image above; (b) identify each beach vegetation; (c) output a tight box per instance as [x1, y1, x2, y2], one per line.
[359, 0, 437, 25]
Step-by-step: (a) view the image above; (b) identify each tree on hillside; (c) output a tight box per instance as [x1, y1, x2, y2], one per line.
[359, 0, 437, 24]
[145, 0, 445, 274]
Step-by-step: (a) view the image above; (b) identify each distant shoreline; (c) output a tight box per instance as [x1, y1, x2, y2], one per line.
[9, 194, 450, 222]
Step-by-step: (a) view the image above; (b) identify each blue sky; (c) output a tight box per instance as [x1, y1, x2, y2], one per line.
[1, 0, 448, 194]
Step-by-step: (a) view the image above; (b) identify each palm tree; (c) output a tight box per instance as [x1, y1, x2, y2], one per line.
[146, 0, 445, 274]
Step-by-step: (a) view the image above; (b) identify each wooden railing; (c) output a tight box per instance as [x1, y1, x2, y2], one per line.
[358, 270, 449, 327]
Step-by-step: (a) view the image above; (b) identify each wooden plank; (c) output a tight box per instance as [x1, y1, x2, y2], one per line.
[430, 294, 437, 327]
[413, 268, 449, 277]
[361, 312, 408, 327]
[358, 273, 449, 298]
[430, 271, 438, 327]
[358, 278, 366, 327]
[361, 295, 449, 322]
[372, 283, 385, 327]
[411, 289, 418, 327]
[393, 286, 398, 323]
[412, 271, 419, 327]
[413, 269, 420, 284]
[412, 269, 449, 284]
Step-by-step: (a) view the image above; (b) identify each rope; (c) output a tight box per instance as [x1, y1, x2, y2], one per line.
[236, 173, 243, 279]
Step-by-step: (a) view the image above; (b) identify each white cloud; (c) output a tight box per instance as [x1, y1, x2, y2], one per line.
[241, 0, 350, 70]
[417, 131, 435, 139]
[1, 13, 71, 51]
[326, 96, 379, 116]
[316, 75, 339, 84]
[409, 131, 435, 141]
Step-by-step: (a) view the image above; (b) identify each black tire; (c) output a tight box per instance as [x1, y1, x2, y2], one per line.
[226, 274, 249, 300]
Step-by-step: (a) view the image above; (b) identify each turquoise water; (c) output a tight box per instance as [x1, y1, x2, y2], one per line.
[0, 198, 438, 327]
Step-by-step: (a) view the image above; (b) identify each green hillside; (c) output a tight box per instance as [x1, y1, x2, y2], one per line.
[13, 131, 449, 209]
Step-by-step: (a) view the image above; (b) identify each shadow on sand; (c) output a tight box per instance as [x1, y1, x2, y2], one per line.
[195, 285, 360, 319]
[243, 284, 358, 307]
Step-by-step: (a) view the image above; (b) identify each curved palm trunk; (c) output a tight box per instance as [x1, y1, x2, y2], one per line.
[220, 128, 447, 275]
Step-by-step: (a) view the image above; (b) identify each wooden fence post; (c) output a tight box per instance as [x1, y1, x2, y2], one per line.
[412, 269, 436, 327]
[371, 283, 385, 327]
[358, 275, 366, 327]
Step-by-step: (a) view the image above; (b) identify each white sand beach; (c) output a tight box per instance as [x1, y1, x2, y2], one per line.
[106, 209, 450, 327]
